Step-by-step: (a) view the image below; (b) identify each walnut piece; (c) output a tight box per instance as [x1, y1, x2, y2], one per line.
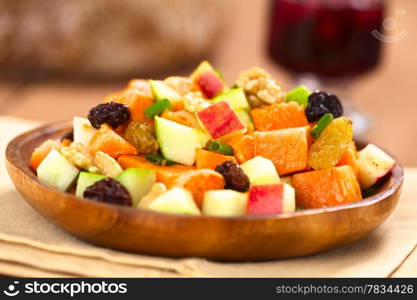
[60, 143, 123, 177]
[236, 67, 285, 106]
[60, 142, 96, 172]
[164, 76, 198, 96]
[183, 91, 210, 112]
[93, 151, 123, 178]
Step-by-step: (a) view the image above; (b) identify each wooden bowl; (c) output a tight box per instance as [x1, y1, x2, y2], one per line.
[6, 121, 404, 261]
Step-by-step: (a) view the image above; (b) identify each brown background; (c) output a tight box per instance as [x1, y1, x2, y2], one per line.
[0, 0, 416, 166]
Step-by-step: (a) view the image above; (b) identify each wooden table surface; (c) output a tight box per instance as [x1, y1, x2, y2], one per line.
[0, 0, 416, 167]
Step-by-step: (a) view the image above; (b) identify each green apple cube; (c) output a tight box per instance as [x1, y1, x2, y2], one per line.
[147, 187, 201, 215]
[155, 116, 210, 166]
[149, 80, 182, 106]
[202, 190, 248, 217]
[235, 109, 253, 127]
[37, 149, 79, 191]
[212, 88, 249, 110]
[75, 172, 106, 198]
[285, 85, 311, 106]
[73, 116, 97, 147]
[116, 168, 156, 206]
[240, 156, 280, 185]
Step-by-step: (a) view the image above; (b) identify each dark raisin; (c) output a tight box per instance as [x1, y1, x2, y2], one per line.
[88, 102, 131, 129]
[215, 161, 250, 192]
[305, 91, 343, 122]
[61, 129, 73, 141]
[83, 178, 132, 206]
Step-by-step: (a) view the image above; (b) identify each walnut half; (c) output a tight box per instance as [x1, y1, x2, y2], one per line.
[60, 142, 96, 172]
[236, 67, 285, 106]
[93, 151, 123, 178]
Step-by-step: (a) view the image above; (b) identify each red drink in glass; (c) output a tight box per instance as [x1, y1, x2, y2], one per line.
[268, 0, 385, 79]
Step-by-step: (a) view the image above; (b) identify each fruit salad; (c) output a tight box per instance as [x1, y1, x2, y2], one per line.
[30, 61, 396, 217]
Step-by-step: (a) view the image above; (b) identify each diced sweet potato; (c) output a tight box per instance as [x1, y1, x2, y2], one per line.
[173, 169, 225, 209]
[251, 102, 308, 131]
[128, 94, 154, 123]
[104, 88, 154, 124]
[89, 124, 137, 158]
[292, 165, 362, 208]
[195, 149, 236, 170]
[117, 155, 194, 187]
[227, 134, 255, 164]
[254, 127, 308, 175]
[160, 110, 199, 128]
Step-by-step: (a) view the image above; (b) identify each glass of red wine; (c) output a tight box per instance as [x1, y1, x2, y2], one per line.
[268, 0, 385, 135]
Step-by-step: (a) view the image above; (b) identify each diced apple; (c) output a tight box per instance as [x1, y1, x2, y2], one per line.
[190, 61, 227, 98]
[212, 88, 250, 110]
[155, 116, 210, 166]
[73, 116, 97, 147]
[147, 187, 201, 215]
[282, 183, 296, 213]
[37, 149, 79, 191]
[202, 190, 248, 217]
[247, 183, 295, 215]
[196, 73, 223, 99]
[149, 80, 182, 107]
[235, 109, 254, 128]
[190, 61, 222, 82]
[197, 101, 246, 139]
[138, 183, 167, 209]
[240, 156, 280, 185]
[116, 168, 156, 206]
[357, 144, 396, 189]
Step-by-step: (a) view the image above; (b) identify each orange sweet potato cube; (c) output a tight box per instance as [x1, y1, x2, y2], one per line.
[251, 102, 308, 131]
[117, 155, 194, 187]
[292, 165, 362, 208]
[195, 149, 236, 170]
[227, 134, 255, 164]
[254, 126, 309, 175]
[89, 124, 137, 158]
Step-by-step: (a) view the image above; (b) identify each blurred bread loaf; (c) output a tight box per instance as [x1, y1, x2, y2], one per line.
[0, 0, 229, 79]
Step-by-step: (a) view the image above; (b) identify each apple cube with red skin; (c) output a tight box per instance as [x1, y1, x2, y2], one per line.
[197, 101, 246, 139]
[196, 72, 223, 99]
[247, 183, 295, 215]
[357, 144, 396, 189]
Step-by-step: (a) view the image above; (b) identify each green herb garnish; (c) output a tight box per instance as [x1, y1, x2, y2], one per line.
[311, 113, 334, 139]
[207, 141, 234, 156]
[145, 154, 176, 166]
[144, 99, 172, 120]
[285, 85, 311, 107]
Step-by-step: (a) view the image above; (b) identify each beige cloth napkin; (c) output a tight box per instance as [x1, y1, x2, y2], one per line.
[1, 116, 416, 277]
